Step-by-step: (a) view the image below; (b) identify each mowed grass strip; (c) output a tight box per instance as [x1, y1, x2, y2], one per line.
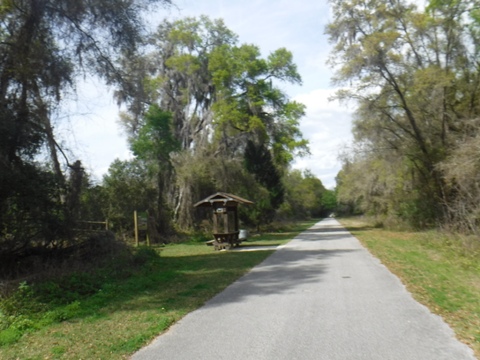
[0, 219, 318, 360]
[338, 217, 480, 358]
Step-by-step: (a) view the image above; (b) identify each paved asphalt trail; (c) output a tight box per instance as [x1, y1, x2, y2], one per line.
[131, 218, 476, 360]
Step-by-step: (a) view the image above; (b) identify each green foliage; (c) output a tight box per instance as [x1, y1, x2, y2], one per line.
[102, 159, 155, 231]
[0, 164, 66, 271]
[210, 42, 308, 166]
[117, 16, 308, 231]
[280, 169, 330, 219]
[321, 190, 337, 214]
[132, 247, 160, 266]
[239, 185, 272, 230]
[131, 105, 180, 164]
[0, 246, 162, 346]
[0, 0, 172, 265]
[79, 184, 108, 222]
[188, 231, 211, 243]
[0, 221, 315, 359]
[244, 140, 284, 221]
[124, 105, 180, 239]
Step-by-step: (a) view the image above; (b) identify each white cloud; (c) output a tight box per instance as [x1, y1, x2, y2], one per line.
[295, 88, 351, 114]
[292, 88, 354, 189]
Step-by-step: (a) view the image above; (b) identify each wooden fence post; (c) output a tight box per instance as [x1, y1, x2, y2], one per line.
[146, 210, 151, 247]
[134, 210, 139, 247]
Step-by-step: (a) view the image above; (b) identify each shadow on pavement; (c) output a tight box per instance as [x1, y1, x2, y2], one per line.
[201, 222, 359, 305]
[204, 247, 358, 306]
[99, 222, 357, 315]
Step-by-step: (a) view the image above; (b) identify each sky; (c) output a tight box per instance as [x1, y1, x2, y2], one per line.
[59, 0, 354, 189]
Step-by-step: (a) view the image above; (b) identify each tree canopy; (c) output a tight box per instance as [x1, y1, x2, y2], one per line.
[329, 0, 480, 230]
[0, 0, 172, 262]
[117, 16, 311, 230]
[0, 5, 330, 269]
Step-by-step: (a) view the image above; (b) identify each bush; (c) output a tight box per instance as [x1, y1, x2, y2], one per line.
[0, 242, 163, 346]
[189, 231, 210, 243]
[133, 247, 160, 266]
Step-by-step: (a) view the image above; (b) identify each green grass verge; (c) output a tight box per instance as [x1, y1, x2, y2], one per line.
[0, 219, 318, 359]
[338, 217, 480, 358]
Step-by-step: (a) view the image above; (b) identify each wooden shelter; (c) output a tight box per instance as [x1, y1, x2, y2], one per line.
[194, 192, 253, 250]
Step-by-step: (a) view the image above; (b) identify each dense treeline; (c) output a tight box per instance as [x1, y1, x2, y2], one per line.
[0, 3, 333, 276]
[329, 0, 480, 232]
[84, 17, 335, 242]
[112, 16, 311, 239]
[0, 0, 172, 276]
